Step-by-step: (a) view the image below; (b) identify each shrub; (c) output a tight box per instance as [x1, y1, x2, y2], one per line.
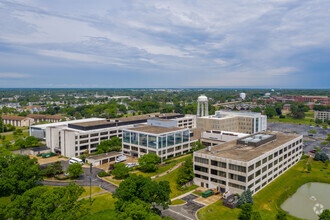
[66, 163, 84, 179]
[301, 155, 309, 160]
[54, 175, 69, 180]
[98, 171, 110, 177]
[314, 151, 329, 162]
[279, 115, 285, 118]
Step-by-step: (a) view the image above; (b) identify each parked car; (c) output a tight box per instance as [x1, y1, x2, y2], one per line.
[309, 150, 316, 154]
[69, 157, 84, 165]
[115, 155, 127, 163]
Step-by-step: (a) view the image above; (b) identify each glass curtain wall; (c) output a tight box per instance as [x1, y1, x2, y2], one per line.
[139, 133, 148, 147]
[123, 131, 130, 143]
[131, 132, 138, 145]
[148, 135, 157, 149]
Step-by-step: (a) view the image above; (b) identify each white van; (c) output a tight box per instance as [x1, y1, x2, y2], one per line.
[115, 155, 127, 163]
[69, 157, 84, 165]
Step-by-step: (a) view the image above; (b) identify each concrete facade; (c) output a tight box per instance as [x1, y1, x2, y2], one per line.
[314, 111, 330, 122]
[197, 110, 267, 134]
[193, 132, 303, 195]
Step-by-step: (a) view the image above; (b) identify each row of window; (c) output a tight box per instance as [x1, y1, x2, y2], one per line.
[77, 130, 118, 139]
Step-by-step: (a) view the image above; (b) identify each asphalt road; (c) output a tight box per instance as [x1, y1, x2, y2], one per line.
[161, 194, 205, 220]
[40, 161, 118, 193]
[267, 122, 329, 155]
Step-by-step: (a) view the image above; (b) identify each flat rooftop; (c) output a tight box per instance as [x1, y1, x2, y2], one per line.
[125, 125, 186, 134]
[86, 152, 122, 160]
[69, 113, 183, 128]
[197, 132, 300, 162]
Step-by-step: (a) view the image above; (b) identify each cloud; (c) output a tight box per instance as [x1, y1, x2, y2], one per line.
[0, 72, 28, 79]
[0, 0, 329, 88]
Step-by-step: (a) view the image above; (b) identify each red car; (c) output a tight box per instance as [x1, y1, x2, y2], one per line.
[309, 150, 316, 154]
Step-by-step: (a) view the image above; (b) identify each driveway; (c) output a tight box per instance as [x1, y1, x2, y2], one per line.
[162, 194, 205, 220]
[40, 161, 118, 193]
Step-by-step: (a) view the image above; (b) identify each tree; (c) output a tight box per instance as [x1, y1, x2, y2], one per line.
[138, 154, 160, 172]
[308, 129, 317, 134]
[112, 163, 130, 179]
[116, 199, 162, 220]
[276, 210, 287, 220]
[113, 174, 171, 214]
[25, 136, 40, 148]
[42, 161, 63, 177]
[5, 183, 88, 219]
[314, 151, 329, 162]
[238, 189, 253, 207]
[0, 154, 43, 196]
[67, 163, 84, 179]
[319, 209, 330, 220]
[251, 211, 262, 220]
[264, 106, 276, 118]
[191, 141, 205, 151]
[275, 107, 282, 116]
[251, 106, 262, 113]
[14, 138, 26, 149]
[177, 156, 194, 186]
[96, 137, 122, 154]
[239, 203, 253, 220]
[2, 140, 12, 149]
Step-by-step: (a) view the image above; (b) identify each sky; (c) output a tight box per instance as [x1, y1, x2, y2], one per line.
[0, 0, 329, 88]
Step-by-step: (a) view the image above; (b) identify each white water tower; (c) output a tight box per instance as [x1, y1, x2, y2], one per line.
[197, 95, 208, 117]
[240, 93, 246, 100]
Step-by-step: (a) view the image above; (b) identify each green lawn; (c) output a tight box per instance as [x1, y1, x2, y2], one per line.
[0, 131, 29, 145]
[171, 199, 186, 205]
[134, 155, 191, 178]
[197, 158, 330, 220]
[81, 209, 117, 220]
[80, 186, 104, 198]
[81, 192, 117, 214]
[154, 164, 198, 199]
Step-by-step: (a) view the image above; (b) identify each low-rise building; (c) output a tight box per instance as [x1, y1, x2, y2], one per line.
[31, 113, 187, 158]
[27, 114, 63, 123]
[122, 119, 192, 160]
[1, 115, 34, 127]
[197, 110, 267, 134]
[193, 132, 303, 195]
[314, 111, 330, 122]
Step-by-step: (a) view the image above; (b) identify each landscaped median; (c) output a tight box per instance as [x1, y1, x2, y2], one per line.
[197, 158, 330, 220]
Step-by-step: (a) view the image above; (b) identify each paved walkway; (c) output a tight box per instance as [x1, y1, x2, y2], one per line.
[151, 162, 184, 179]
[78, 191, 108, 200]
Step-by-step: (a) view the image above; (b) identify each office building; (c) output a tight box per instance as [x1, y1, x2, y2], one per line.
[196, 110, 267, 134]
[122, 119, 192, 160]
[193, 132, 303, 195]
[314, 111, 330, 122]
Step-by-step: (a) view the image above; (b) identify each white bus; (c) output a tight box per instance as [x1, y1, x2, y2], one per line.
[69, 157, 84, 165]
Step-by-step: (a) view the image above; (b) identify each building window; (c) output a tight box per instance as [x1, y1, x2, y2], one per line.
[262, 158, 267, 164]
[255, 178, 261, 185]
[229, 164, 246, 173]
[229, 182, 246, 190]
[158, 135, 166, 149]
[262, 166, 267, 173]
[262, 174, 267, 180]
[90, 133, 99, 137]
[248, 164, 254, 172]
[248, 174, 254, 182]
[183, 130, 189, 142]
[195, 173, 208, 180]
[80, 135, 88, 139]
[211, 169, 226, 177]
[195, 165, 208, 173]
[195, 157, 209, 164]
[229, 173, 246, 182]
[175, 132, 182, 144]
[268, 155, 273, 160]
[268, 162, 273, 169]
[131, 132, 138, 145]
[255, 161, 261, 168]
[123, 131, 130, 143]
[274, 152, 278, 157]
[148, 135, 157, 149]
[211, 178, 226, 185]
[139, 134, 148, 147]
[167, 134, 174, 146]
[211, 160, 226, 168]
[255, 170, 261, 177]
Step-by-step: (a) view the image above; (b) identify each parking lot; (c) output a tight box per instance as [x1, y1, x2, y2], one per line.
[268, 122, 329, 156]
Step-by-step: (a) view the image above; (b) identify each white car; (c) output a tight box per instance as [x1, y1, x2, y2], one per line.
[69, 157, 84, 165]
[115, 155, 127, 163]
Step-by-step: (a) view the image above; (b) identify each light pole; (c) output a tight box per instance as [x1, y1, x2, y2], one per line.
[89, 163, 93, 206]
